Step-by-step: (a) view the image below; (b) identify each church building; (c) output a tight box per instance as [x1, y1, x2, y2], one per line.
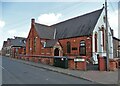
[26, 7, 113, 64]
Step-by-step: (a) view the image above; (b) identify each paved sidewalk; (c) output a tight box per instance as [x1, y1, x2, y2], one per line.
[11, 58, 118, 84]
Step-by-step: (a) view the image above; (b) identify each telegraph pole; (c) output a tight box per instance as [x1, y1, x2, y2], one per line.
[105, 0, 109, 71]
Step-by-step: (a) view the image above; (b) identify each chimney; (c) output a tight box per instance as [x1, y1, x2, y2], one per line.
[31, 18, 35, 27]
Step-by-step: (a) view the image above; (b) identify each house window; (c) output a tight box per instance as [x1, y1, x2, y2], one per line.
[34, 38, 36, 52]
[80, 40, 86, 56]
[67, 41, 71, 53]
[95, 33, 97, 52]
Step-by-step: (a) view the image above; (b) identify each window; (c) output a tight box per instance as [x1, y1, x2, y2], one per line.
[101, 26, 105, 51]
[43, 42, 46, 48]
[95, 33, 97, 52]
[28, 39, 30, 52]
[67, 41, 71, 53]
[16, 48, 18, 52]
[80, 40, 86, 56]
[23, 40, 26, 44]
[41, 40, 46, 48]
[34, 38, 36, 52]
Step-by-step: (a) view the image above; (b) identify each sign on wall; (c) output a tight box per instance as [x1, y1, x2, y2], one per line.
[74, 58, 85, 62]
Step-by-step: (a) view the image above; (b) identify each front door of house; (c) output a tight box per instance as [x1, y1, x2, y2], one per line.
[54, 48, 59, 56]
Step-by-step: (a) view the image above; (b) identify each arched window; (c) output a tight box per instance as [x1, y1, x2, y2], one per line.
[67, 41, 71, 53]
[102, 26, 105, 51]
[28, 39, 30, 52]
[95, 33, 97, 52]
[80, 40, 86, 56]
[34, 38, 36, 52]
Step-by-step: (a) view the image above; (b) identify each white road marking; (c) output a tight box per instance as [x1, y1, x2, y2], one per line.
[0, 65, 4, 70]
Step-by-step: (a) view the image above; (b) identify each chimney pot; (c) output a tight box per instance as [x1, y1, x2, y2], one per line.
[31, 18, 35, 24]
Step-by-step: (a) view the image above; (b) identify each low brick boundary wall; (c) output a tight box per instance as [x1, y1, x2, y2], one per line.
[16, 55, 88, 71]
[13, 54, 120, 71]
[68, 56, 87, 70]
[68, 59, 75, 70]
[17, 55, 54, 66]
[16, 55, 120, 71]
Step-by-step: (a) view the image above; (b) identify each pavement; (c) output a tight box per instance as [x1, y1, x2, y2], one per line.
[11, 57, 118, 84]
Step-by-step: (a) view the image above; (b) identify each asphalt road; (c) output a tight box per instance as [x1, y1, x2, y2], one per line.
[2, 56, 96, 84]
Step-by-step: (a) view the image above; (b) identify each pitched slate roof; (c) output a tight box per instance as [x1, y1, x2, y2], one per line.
[45, 39, 58, 48]
[9, 37, 26, 47]
[34, 8, 103, 39]
[35, 23, 55, 39]
[53, 8, 103, 39]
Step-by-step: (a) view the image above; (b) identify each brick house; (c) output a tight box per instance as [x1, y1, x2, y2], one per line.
[26, 7, 113, 64]
[2, 37, 26, 58]
[113, 37, 120, 58]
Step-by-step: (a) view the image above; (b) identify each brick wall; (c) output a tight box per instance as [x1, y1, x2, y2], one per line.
[26, 20, 92, 58]
[26, 27, 92, 58]
[11, 47, 25, 58]
[26, 25, 53, 56]
[59, 36, 92, 58]
[113, 38, 120, 58]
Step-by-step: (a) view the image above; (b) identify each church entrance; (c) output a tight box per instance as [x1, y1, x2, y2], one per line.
[54, 48, 59, 56]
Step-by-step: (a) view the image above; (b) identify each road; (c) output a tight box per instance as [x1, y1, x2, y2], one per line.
[2, 56, 96, 84]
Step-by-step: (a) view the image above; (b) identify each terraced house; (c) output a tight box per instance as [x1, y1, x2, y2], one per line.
[26, 7, 114, 64]
[2, 37, 26, 58]
[113, 37, 120, 58]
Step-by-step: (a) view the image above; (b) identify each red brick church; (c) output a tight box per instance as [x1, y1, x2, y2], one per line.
[26, 7, 113, 64]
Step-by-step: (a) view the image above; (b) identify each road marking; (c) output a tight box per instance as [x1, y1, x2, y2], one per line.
[0, 65, 4, 70]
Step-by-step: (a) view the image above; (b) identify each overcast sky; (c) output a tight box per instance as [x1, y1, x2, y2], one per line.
[0, 0, 119, 49]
